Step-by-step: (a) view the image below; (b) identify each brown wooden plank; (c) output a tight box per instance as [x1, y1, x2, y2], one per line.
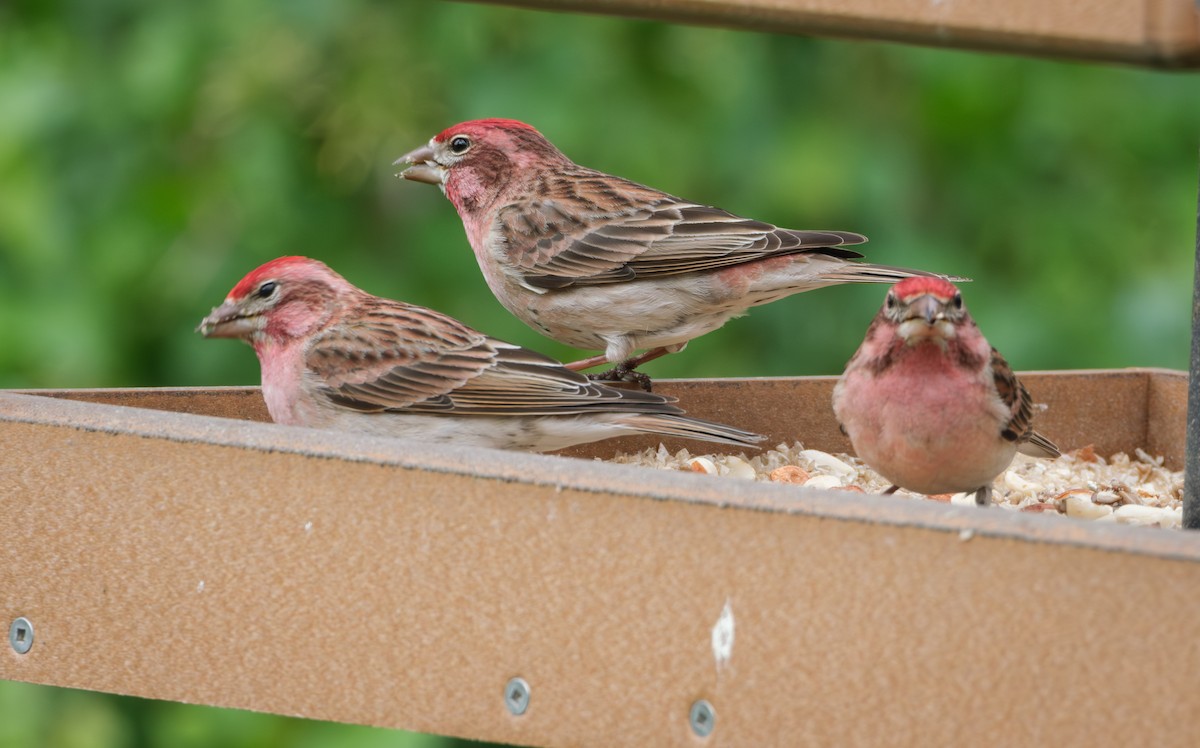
[475, 0, 1200, 67]
[0, 376, 1197, 746]
[29, 368, 1183, 467]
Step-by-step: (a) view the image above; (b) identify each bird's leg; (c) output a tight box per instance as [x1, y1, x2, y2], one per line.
[563, 352, 612, 372]
[620, 346, 674, 369]
[568, 346, 675, 373]
[883, 485, 900, 495]
[974, 485, 992, 506]
[584, 347, 675, 392]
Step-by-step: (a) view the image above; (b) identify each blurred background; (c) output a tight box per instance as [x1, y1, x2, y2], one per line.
[1, 0, 1197, 745]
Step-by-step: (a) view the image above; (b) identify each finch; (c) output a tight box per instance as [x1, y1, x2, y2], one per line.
[396, 118, 959, 385]
[832, 277, 1059, 505]
[198, 256, 763, 453]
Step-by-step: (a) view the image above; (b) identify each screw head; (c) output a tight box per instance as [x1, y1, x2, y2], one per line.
[9, 617, 33, 655]
[689, 699, 715, 738]
[504, 677, 530, 716]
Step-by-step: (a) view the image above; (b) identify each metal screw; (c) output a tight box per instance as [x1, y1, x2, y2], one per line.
[689, 699, 715, 738]
[9, 617, 33, 655]
[504, 677, 530, 716]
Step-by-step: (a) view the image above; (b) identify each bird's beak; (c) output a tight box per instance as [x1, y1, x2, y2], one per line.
[197, 301, 261, 339]
[896, 293, 955, 345]
[394, 143, 444, 184]
[904, 294, 944, 326]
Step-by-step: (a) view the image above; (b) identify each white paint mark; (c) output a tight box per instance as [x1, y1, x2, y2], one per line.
[197, 580, 205, 593]
[931, 0, 952, 39]
[304, 521, 313, 533]
[711, 600, 735, 672]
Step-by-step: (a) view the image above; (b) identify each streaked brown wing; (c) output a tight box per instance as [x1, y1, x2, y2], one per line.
[308, 298, 685, 417]
[992, 347, 1060, 457]
[416, 343, 686, 416]
[498, 169, 865, 290]
[307, 300, 497, 412]
[992, 348, 1034, 443]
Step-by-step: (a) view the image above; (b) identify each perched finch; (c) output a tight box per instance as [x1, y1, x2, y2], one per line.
[396, 118, 960, 386]
[832, 277, 1060, 505]
[198, 256, 763, 453]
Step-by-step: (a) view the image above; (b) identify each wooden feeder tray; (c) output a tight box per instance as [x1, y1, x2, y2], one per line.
[1, 369, 1196, 747]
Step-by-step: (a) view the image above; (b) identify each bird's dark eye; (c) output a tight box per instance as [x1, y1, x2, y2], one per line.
[257, 281, 277, 298]
[449, 135, 471, 154]
[952, 293, 963, 309]
[885, 294, 897, 310]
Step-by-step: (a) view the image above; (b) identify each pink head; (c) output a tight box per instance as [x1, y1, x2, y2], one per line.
[433, 118, 542, 145]
[396, 118, 568, 213]
[890, 276, 962, 303]
[879, 276, 970, 344]
[199, 256, 354, 345]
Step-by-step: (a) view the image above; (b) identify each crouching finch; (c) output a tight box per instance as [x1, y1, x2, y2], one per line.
[396, 119, 961, 385]
[832, 277, 1059, 505]
[198, 256, 762, 453]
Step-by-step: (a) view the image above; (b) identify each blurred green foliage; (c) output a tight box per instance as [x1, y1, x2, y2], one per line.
[0, 0, 1197, 745]
[0, 680, 473, 748]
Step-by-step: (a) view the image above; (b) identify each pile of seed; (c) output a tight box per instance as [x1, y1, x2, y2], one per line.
[608, 442, 1184, 529]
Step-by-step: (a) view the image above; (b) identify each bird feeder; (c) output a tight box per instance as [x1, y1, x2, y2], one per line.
[4, 1, 1200, 746]
[1, 370, 1197, 746]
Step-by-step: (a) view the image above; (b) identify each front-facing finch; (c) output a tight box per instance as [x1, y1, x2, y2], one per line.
[199, 256, 763, 452]
[832, 277, 1059, 505]
[397, 118, 960, 384]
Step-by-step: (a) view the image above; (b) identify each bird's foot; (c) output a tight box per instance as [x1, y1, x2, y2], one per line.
[587, 362, 653, 392]
[974, 485, 992, 506]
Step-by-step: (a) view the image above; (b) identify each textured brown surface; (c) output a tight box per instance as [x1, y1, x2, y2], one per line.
[2, 371, 1196, 746]
[1148, 370, 1189, 464]
[480, 0, 1200, 66]
[30, 368, 1187, 467]
[29, 385, 272, 423]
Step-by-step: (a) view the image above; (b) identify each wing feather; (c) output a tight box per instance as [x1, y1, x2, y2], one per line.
[306, 298, 693, 417]
[498, 168, 866, 290]
[991, 348, 1060, 458]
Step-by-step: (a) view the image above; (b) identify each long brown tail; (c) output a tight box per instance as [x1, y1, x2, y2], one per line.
[818, 262, 971, 285]
[1018, 430, 1061, 459]
[622, 414, 765, 448]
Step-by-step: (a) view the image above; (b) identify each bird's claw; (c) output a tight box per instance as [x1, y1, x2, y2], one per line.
[974, 485, 993, 506]
[587, 362, 653, 392]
